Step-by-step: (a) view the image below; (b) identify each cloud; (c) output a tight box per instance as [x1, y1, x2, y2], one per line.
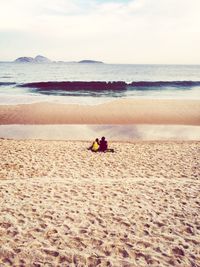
[0, 0, 200, 63]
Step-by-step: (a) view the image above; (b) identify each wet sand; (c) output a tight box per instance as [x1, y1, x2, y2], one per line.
[0, 124, 200, 141]
[0, 99, 200, 125]
[0, 139, 200, 266]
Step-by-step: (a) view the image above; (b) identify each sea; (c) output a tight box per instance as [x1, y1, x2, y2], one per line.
[0, 63, 200, 140]
[0, 63, 200, 105]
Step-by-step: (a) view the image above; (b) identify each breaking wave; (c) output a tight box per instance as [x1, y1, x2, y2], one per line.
[18, 80, 200, 91]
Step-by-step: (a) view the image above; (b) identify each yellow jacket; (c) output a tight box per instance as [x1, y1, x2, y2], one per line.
[92, 141, 99, 152]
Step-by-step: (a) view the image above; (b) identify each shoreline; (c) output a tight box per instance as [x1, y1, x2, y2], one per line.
[0, 124, 200, 141]
[0, 99, 199, 125]
[1, 138, 199, 143]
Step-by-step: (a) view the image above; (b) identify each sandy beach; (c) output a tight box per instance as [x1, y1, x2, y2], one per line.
[1, 0, 200, 266]
[0, 99, 200, 125]
[0, 139, 200, 266]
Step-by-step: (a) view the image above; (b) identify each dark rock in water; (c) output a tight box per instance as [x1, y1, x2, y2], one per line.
[14, 57, 34, 63]
[14, 55, 51, 63]
[78, 60, 104, 64]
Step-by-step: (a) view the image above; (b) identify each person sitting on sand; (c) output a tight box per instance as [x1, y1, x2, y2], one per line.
[88, 137, 114, 153]
[88, 138, 100, 152]
[99, 136, 107, 152]
[99, 137, 114, 152]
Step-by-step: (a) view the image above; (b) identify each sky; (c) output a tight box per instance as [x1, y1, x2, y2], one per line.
[0, 0, 200, 64]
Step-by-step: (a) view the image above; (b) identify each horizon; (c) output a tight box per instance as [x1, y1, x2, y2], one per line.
[0, 0, 200, 64]
[1, 57, 200, 66]
[1, 54, 200, 66]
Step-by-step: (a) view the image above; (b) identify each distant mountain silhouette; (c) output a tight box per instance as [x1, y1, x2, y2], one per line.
[14, 56, 104, 64]
[78, 60, 104, 64]
[14, 57, 34, 63]
[34, 55, 51, 63]
[14, 55, 51, 63]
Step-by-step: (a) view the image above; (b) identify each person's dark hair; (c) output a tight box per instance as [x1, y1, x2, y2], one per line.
[95, 138, 99, 142]
[101, 136, 105, 141]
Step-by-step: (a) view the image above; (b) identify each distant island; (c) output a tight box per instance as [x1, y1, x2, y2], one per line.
[14, 55, 104, 64]
[78, 60, 104, 64]
[14, 55, 51, 63]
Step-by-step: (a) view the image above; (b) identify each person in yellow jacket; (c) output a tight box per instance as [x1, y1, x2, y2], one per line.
[88, 138, 100, 152]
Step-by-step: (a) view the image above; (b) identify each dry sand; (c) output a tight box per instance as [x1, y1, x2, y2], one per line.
[0, 139, 200, 267]
[0, 99, 200, 125]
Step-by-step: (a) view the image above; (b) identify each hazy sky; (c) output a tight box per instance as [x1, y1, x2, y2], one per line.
[0, 0, 200, 63]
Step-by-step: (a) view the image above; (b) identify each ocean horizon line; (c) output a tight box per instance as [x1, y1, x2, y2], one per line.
[0, 61, 200, 66]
